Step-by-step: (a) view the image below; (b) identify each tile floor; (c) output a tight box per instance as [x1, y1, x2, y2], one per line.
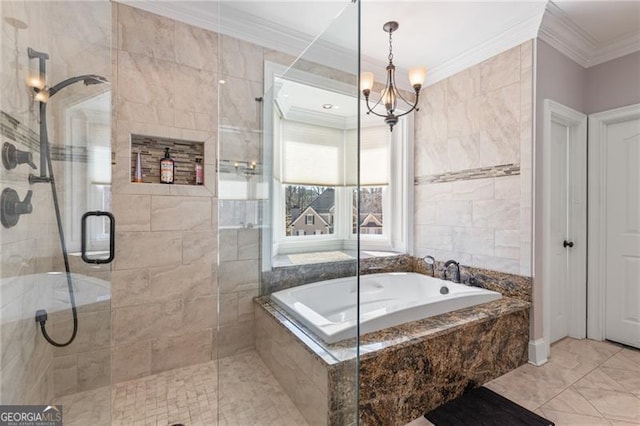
[57, 350, 308, 426]
[58, 338, 639, 426]
[411, 337, 640, 426]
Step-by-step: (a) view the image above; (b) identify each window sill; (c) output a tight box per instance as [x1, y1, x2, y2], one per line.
[271, 249, 402, 268]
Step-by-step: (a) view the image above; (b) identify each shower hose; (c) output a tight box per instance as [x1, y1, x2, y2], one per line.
[35, 114, 78, 347]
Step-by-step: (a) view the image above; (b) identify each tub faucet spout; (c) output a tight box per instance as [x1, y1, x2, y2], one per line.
[423, 255, 435, 276]
[443, 259, 460, 283]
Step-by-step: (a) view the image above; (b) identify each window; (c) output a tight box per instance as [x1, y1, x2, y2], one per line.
[275, 118, 395, 252]
[266, 66, 412, 260]
[62, 93, 112, 253]
[285, 185, 335, 236]
[354, 187, 384, 235]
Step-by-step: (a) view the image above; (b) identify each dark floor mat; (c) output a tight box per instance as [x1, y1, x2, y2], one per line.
[424, 387, 554, 426]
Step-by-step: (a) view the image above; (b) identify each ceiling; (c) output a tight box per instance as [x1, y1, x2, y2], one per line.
[124, 1, 640, 85]
[274, 78, 380, 128]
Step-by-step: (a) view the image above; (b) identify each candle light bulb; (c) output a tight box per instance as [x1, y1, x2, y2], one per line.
[408, 67, 427, 90]
[34, 89, 49, 103]
[360, 72, 374, 93]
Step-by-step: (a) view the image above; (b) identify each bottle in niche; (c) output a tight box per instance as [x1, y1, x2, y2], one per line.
[160, 147, 175, 184]
[195, 158, 203, 185]
[134, 151, 143, 183]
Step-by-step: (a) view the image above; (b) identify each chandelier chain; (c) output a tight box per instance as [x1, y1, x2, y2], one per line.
[388, 30, 393, 63]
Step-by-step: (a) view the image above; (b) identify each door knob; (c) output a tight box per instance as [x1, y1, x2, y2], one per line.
[563, 240, 574, 248]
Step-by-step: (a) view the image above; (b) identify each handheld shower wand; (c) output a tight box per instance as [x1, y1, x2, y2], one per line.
[28, 47, 109, 347]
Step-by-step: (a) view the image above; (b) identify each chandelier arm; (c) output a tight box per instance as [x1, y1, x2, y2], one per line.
[365, 98, 391, 118]
[394, 87, 415, 108]
[394, 94, 420, 118]
[366, 92, 385, 113]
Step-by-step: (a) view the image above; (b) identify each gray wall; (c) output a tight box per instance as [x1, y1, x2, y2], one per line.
[586, 50, 640, 114]
[533, 39, 588, 340]
[533, 39, 640, 341]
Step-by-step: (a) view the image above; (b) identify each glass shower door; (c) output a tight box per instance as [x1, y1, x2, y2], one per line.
[216, 0, 361, 424]
[0, 1, 112, 424]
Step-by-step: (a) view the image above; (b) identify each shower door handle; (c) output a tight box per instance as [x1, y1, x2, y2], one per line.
[81, 211, 115, 264]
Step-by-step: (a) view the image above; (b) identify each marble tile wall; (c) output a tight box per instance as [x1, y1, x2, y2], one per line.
[111, 3, 296, 379]
[50, 298, 111, 397]
[217, 228, 260, 358]
[111, 4, 218, 382]
[216, 21, 267, 360]
[414, 41, 534, 277]
[0, 0, 111, 404]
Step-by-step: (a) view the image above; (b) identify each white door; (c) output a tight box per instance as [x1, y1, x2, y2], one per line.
[543, 100, 587, 349]
[604, 116, 640, 348]
[549, 120, 571, 343]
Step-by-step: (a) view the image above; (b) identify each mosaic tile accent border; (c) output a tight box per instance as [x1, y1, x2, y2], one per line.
[130, 134, 204, 185]
[415, 163, 520, 185]
[1, 111, 39, 152]
[1, 110, 89, 163]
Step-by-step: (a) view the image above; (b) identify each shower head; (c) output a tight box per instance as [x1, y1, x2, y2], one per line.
[47, 74, 109, 97]
[83, 75, 109, 86]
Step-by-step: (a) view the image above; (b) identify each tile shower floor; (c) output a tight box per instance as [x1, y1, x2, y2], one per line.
[58, 338, 639, 426]
[57, 350, 308, 426]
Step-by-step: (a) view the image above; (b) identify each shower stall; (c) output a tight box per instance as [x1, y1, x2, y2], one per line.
[1, 1, 459, 425]
[0, 0, 113, 422]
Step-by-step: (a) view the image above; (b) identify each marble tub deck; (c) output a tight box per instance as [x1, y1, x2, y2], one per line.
[255, 294, 531, 425]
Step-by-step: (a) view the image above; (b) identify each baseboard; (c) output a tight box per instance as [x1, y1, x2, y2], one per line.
[528, 338, 549, 366]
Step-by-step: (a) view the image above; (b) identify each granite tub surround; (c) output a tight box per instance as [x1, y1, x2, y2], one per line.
[261, 253, 412, 295]
[358, 308, 529, 425]
[411, 256, 532, 302]
[255, 293, 530, 425]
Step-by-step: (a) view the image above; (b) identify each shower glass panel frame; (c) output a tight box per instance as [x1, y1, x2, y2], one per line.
[0, 1, 113, 424]
[216, 0, 361, 424]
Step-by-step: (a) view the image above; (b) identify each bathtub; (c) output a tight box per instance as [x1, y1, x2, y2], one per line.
[271, 272, 502, 344]
[0, 272, 110, 322]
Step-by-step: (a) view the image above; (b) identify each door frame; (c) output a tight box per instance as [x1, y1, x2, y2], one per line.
[542, 99, 587, 357]
[587, 103, 640, 341]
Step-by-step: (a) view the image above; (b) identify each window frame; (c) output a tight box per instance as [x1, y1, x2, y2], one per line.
[263, 61, 413, 262]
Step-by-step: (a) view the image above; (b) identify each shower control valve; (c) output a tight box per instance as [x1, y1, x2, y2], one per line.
[1, 188, 33, 228]
[2, 142, 37, 170]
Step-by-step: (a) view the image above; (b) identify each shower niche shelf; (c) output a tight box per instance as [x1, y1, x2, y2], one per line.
[130, 134, 204, 186]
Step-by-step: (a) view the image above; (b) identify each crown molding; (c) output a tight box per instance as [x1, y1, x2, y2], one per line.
[538, 1, 640, 68]
[425, 5, 546, 86]
[588, 32, 640, 68]
[285, 106, 351, 130]
[538, 1, 596, 67]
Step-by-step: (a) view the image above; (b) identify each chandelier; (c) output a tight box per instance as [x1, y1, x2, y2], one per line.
[361, 21, 426, 131]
